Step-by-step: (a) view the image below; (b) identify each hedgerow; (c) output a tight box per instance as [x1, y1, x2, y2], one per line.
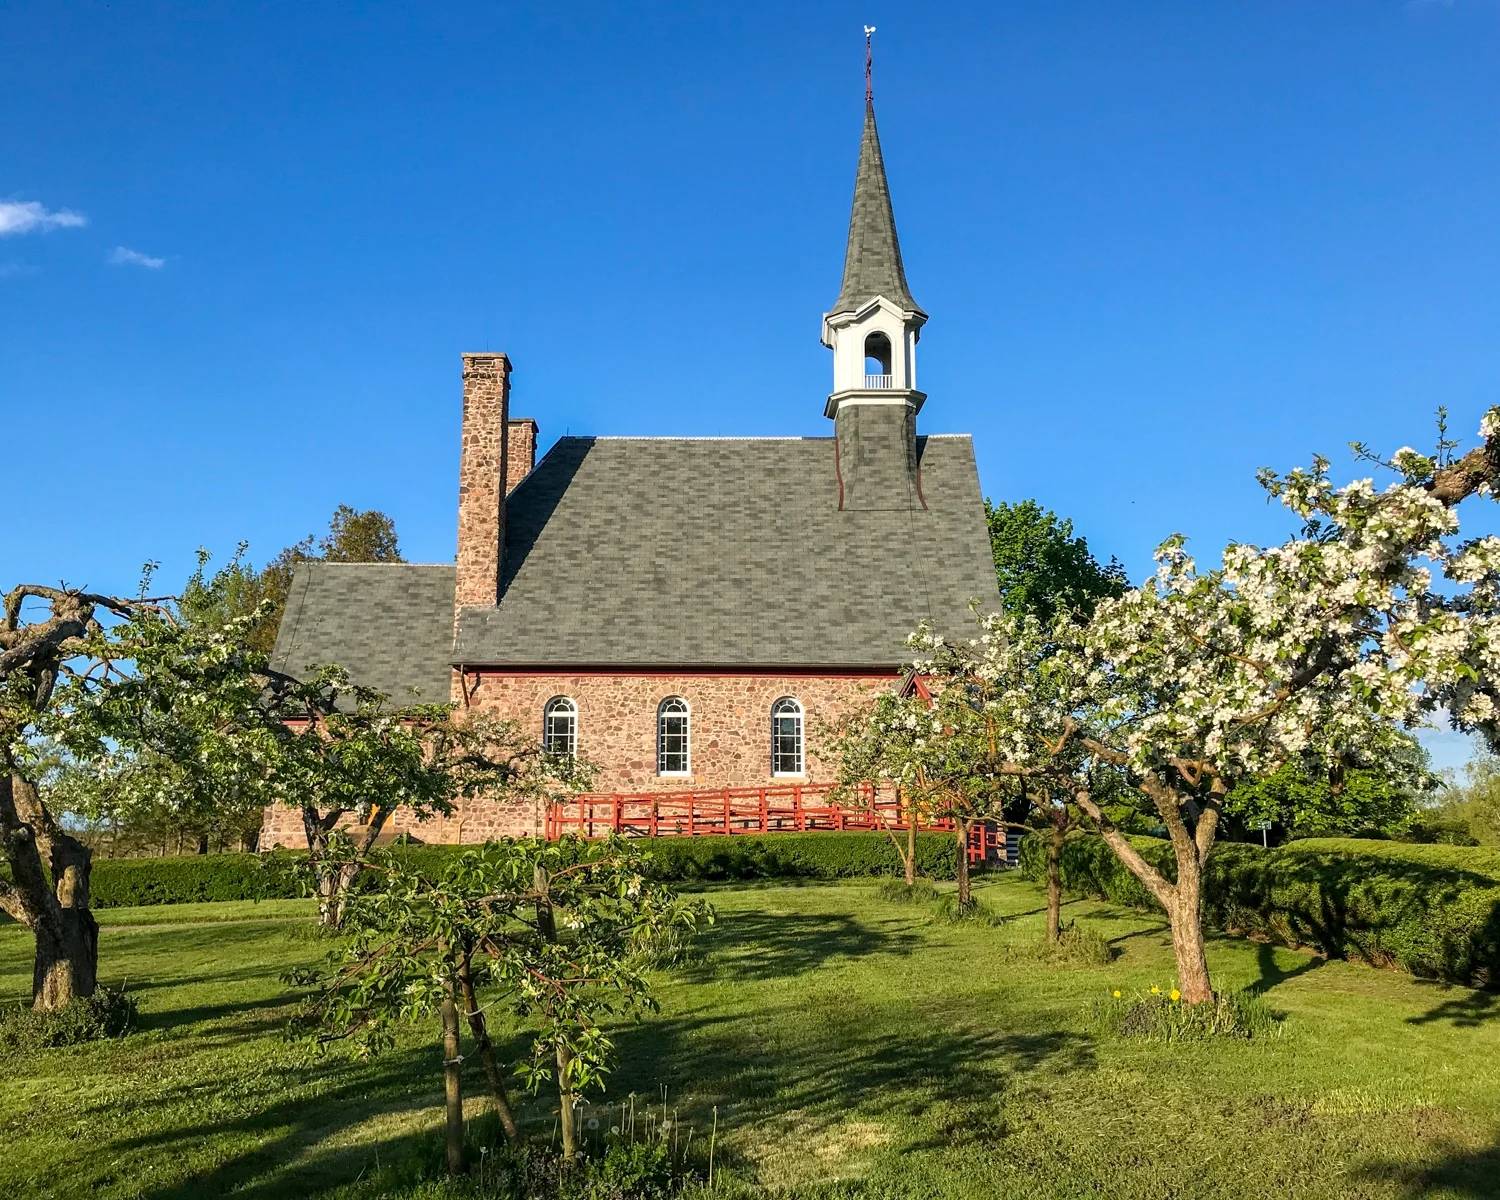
[1021, 831, 1500, 986]
[85, 832, 960, 908]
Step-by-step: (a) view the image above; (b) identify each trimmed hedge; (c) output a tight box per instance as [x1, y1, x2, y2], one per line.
[89, 853, 302, 908]
[637, 831, 958, 883]
[1020, 831, 1500, 987]
[86, 831, 960, 909]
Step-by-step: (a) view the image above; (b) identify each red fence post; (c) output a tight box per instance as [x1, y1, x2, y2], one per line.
[688, 794, 696, 836]
[651, 796, 659, 838]
[723, 788, 731, 836]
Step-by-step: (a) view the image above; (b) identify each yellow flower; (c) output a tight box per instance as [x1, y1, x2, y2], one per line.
[1112, 990, 1121, 999]
[1150, 985, 1161, 995]
[1170, 989, 1181, 1002]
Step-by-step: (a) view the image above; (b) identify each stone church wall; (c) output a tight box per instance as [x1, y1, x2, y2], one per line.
[257, 669, 894, 848]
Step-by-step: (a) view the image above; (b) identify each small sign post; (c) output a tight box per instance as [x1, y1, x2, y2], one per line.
[1256, 819, 1272, 849]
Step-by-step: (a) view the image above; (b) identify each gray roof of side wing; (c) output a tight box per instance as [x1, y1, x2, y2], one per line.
[270, 562, 456, 703]
[452, 434, 997, 668]
[829, 101, 924, 319]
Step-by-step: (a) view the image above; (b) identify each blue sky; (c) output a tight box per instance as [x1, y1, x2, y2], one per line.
[3, 1, 1497, 768]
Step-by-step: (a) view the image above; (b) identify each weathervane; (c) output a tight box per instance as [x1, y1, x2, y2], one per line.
[865, 25, 876, 104]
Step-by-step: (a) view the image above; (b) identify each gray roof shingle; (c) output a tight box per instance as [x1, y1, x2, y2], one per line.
[454, 434, 997, 668]
[830, 101, 924, 320]
[271, 434, 998, 695]
[270, 562, 457, 702]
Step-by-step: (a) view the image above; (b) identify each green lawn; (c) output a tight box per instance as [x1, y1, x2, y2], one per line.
[2, 875, 1499, 1198]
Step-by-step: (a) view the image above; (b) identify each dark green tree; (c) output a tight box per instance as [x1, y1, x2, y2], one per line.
[985, 499, 1128, 622]
[1226, 733, 1437, 841]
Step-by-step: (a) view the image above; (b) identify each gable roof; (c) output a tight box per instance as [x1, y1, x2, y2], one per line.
[270, 562, 456, 703]
[829, 101, 924, 320]
[452, 433, 997, 669]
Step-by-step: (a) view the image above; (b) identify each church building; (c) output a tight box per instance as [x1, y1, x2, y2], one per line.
[261, 87, 999, 846]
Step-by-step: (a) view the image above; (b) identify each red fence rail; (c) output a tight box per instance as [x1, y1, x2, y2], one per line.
[544, 782, 1006, 865]
[545, 782, 957, 840]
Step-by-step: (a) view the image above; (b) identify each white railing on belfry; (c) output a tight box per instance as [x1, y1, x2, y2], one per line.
[864, 373, 894, 389]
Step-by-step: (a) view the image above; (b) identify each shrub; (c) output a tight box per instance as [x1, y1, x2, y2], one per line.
[90, 852, 301, 908]
[1022, 831, 1500, 986]
[875, 877, 941, 904]
[1092, 987, 1282, 1041]
[0, 985, 137, 1052]
[639, 832, 958, 883]
[932, 892, 1006, 926]
[88, 832, 961, 909]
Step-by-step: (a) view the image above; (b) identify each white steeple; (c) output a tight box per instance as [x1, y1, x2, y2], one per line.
[821, 41, 926, 420]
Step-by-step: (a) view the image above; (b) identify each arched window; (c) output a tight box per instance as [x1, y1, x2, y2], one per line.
[543, 696, 577, 758]
[657, 697, 690, 775]
[863, 331, 893, 386]
[771, 697, 804, 776]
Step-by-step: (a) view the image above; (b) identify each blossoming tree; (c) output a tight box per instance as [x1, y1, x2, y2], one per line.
[912, 409, 1500, 1003]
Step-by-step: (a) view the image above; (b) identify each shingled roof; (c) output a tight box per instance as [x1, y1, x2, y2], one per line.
[829, 101, 924, 320]
[453, 433, 995, 669]
[271, 433, 998, 695]
[271, 562, 456, 703]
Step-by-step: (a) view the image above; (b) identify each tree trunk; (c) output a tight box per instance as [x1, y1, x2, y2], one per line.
[955, 819, 971, 910]
[458, 950, 519, 1145]
[905, 792, 916, 887]
[32, 907, 98, 1008]
[1045, 811, 1064, 945]
[1169, 854, 1213, 1004]
[532, 862, 579, 1161]
[556, 1042, 578, 1161]
[0, 772, 100, 1009]
[196, 832, 209, 855]
[306, 805, 390, 929]
[440, 972, 467, 1175]
[1072, 783, 1218, 1004]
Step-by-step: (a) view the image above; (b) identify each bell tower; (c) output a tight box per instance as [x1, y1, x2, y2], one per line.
[823, 31, 927, 511]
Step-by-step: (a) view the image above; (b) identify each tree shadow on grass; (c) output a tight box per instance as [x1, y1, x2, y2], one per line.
[1246, 940, 1326, 996]
[110, 1044, 446, 1200]
[1355, 1135, 1500, 1199]
[1405, 980, 1500, 1028]
[605, 1004, 1096, 1162]
[680, 910, 925, 984]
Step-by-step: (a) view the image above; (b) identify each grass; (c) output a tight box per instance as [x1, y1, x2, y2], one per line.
[3, 877, 1500, 1198]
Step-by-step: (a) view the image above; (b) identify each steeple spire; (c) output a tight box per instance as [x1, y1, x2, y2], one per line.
[829, 31, 924, 320]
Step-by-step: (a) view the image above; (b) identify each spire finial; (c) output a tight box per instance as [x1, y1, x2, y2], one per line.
[864, 25, 876, 105]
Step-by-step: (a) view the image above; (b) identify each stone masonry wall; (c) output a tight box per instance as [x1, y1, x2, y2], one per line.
[454, 353, 510, 612]
[258, 670, 895, 848]
[506, 418, 538, 495]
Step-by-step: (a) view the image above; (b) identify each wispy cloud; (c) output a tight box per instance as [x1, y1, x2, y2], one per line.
[109, 246, 165, 269]
[0, 263, 38, 278]
[0, 200, 87, 236]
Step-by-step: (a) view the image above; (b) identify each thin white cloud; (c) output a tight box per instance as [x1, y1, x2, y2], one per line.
[0, 200, 87, 236]
[109, 246, 164, 269]
[0, 263, 38, 278]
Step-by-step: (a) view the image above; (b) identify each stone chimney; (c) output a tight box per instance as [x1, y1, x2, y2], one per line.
[505, 418, 538, 495]
[456, 353, 511, 612]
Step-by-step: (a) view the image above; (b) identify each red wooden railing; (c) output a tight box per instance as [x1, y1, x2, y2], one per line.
[545, 782, 1008, 865]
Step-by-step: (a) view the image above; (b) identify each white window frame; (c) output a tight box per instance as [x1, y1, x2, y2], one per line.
[657, 696, 691, 776]
[543, 696, 578, 758]
[770, 697, 804, 777]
